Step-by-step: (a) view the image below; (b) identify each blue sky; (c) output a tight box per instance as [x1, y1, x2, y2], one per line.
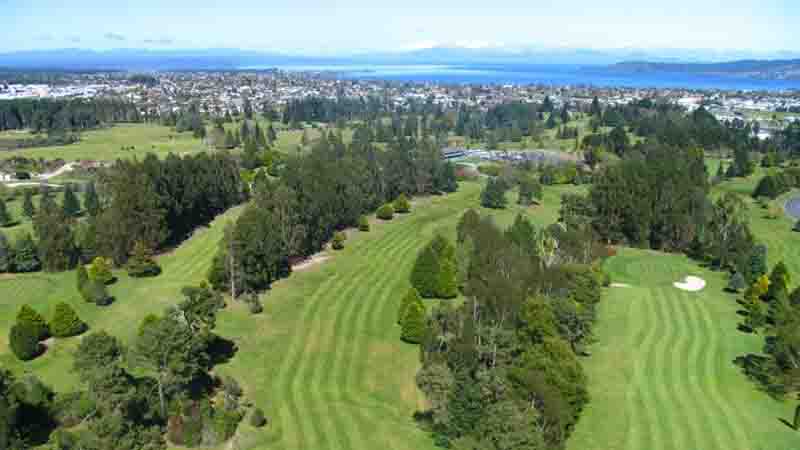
[2, 0, 798, 54]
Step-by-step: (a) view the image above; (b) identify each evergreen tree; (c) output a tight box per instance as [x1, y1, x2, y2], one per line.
[76, 264, 89, 291]
[436, 242, 459, 299]
[398, 288, 424, 324]
[13, 232, 40, 273]
[84, 182, 100, 217]
[411, 245, 440, 298]
[224, 130, 235, 149]
[22, 189, 36, 219]
[480, 177, 508, 209]
[767, 261, 790, 301]
[726, 272, 747, 293]
[401, 301, 426, 344]
[62, 184, 81, 217]
[88, 256, 113, 284]
[394, 193, 411, 213]
[16, 304, 49, 341]
[0, 231, 10, 272]
[0, 198, 12, 227]
[9, 323, 40, 360]
[49, 302, 86, 338]
[126, 241, 161, 278]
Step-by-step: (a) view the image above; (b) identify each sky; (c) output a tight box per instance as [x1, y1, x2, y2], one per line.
[1, 0, 798, 55]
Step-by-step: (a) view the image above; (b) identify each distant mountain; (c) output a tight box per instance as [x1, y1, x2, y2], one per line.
[606, 59, 800, 80]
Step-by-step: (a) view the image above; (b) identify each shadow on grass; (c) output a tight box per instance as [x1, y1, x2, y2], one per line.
[778, 418, 796, 431]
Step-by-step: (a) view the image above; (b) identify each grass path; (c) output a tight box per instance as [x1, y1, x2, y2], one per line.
[568, 248, 800, 450]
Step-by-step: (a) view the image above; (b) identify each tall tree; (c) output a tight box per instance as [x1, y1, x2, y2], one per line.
[62, 184, 81, 218]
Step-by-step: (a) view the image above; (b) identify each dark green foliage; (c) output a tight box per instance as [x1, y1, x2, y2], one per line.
[794, 219, 800, 232]
[76, 264, 89, 291]
[250, 408, 267, 427]
[358, 215, 370, 232]
[49, 302, 87, 338]
[13, 233, 40, 273]
[394, 193, 411, 213]
[84, 181, 100, 217]
[0, 370, 58, 449]
[0, 198, 12, 227]
[81, 279, 111, 305]
[411, 245, 439, 298]
[16, 305, 48, 341]
[126, 241, 161, 278]
[332, 231, 346, 250]
[246, 295, 263, 314]
[9, 323, 41, 360]
[767, 261, 791, 301]
[517, 177, 542, 206]
[22, 189, 36, 219]
[0, 231, 10, 272]
[412, 236, 458, 299]
[457, 209, 481, 244]
[0, 97, 139, 132]
[34, 195, 77, 272]
[377, 204, 394, 220]
[480, 177, 508, 209]
[401, 301, 426, 344]
[62, 184, 81, 217]
[794, 404, 800, 430]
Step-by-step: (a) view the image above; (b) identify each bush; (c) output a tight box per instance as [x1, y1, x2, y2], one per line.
[76, 264, 89, 291]
[377, 204, 394, 220]
[247, 296, 263, 314]
[50, 302, 87, 338]
[87, 256, 113, 284]
[16, 304, 49, 341]
[394, 193, 411, 213]
[81, 279, 111, 305]
[358, 216, 370, 232]
[250, 408, 267, 427]
[400, 302, 426, 344]
[332, 232, 346, 250]
[794, 219, 800, 232]
[9, 323, 41, 360]
[127, 241, 162, 278]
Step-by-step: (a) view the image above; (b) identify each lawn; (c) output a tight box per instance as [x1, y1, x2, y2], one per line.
[568, 248, 800, 450]
[0, 124, 207, 161]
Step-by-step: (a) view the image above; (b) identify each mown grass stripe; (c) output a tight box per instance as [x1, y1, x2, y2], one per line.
[627, 288, 660, 450]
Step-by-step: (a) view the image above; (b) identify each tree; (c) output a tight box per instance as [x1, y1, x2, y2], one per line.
[767, 261, 790, 301]
[377, 204, 394, 220]
[22, 189, 36, 219]
[250, 408, 267, 427]
[62, 184, 81, 218]
[126, 241, 161, 278]
[76, 264, 89, 291]
[411, 245, 440, 298]
[0, 198, 12, 227]
[481, 177, 508, 209]
[0, 232, 9, 272]
[84, 181, 100, 217]
[358, 216, 370, 232]
[332, 231, 346, 250]
[398, 288, 424, 324]
[401, 301, 426, 344]
[9, 323, 40, 361]
[394, 193, 411, 213]
[88, 256, 113, 284]
[13, 232, 40, 273]
[49, 302, 87, 338]
[133, 315, 208, 418]
[16, 305, 48, 341]
[726, 272, 747, 293]
[81, 279, 111, 305]
[434, 236, 458, 299]
[518, 177, 542, 206]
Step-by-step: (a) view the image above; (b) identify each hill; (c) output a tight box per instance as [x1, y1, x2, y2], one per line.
[606, 59, 800, 80]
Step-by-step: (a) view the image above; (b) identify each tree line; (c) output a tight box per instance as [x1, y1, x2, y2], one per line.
[0, 98, 141, 132]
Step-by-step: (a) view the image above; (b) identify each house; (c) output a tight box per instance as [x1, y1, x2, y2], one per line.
[441, 147, 466, 160]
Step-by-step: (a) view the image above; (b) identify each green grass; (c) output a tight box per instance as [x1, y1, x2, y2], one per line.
[568, 248, 800, 450]
[0, 124, 207, 161]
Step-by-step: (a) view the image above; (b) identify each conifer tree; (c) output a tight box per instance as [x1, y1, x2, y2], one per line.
[411, 244, 439, 298]
[0, 231, 10, 273]
[62, 184, 81, 218]
[76, 264, 89, 291]
[397, 288, 423, 324]
[9, 323, 40, 360]
[401, 301, 426, 344]
[394, 193, 411, 213]
[767, 261, 790, 301]
[480, 177, 508, 209]
[22, 189, 36, 219]
[127, 241, 161, 278]
[84, 181, 100, 217]
[0, 198, 12, 227]
[49, 302, 87, 338]
[726, 272, 746, 293]
[13, 232, 40, 273]
[16, 304, 49, 341]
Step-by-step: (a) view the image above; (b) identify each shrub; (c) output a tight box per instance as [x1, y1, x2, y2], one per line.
[10, 323, 41, 360]
[394, 193, 411, 213]
[247, 296, 263, 314]
[400, 302, 426, 344]
[726, 272, 747, 293]
[794, 219, 800, 232]
[127, 241, 162, 278]
[16, 304, 49, 341]
[397, 288, 423, 324]
[82, 279, 111, 305]
[250, 408, 267, 427]
[87, 256, 113, 284]
[76, 264, 89, 291]
[50, 302, 87, 338]
[13, 232, 40, 273]
[358, 216, 370, 232]
[377, 204, 394, 220]
[332, 232, 346, 250]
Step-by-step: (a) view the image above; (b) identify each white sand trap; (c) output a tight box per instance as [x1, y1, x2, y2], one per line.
[610, 283, 631, 288]
[673, 276, 706, 292]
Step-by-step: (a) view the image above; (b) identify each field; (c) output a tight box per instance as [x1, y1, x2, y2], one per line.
[0, 124, 207, 161]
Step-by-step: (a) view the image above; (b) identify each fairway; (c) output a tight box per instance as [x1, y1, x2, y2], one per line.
[568, 248, 800, 450]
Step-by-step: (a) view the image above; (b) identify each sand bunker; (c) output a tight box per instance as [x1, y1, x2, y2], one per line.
[673, 276, 706, 292]
[610, 283, 631, 288]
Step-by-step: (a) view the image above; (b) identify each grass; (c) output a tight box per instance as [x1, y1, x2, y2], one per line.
[0, 124, 208, 161]
[568, 248, 800, 450]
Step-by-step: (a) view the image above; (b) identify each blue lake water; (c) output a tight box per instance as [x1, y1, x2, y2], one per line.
[252, 64, 800, 91]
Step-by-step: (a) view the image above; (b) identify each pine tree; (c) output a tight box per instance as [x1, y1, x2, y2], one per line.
[127, 241, 161, 278]
[0, 231, 10, 273]
[411, 245, 439, 298]
[397, 288, 423, 324]
[480, 177, 508, 209]
[16, 304, 49, 341]
[13, 232, 40, 273]
[76, 264, 89, 291]
[224, 130, 235, 149]
[394, 193, 411, 213]
[62, 184, 81, 218]
[0, 198, 12, 227]
[433, 236, 458, 299]
[767, 261, 790, 301]
[84, 181, 100, 217]
[49, 302, 87, 338]
[22, 189, 36, 219]
[726, 272, 746, 293]
[401, 301, 426, 344]
[9, 323, 40, 360]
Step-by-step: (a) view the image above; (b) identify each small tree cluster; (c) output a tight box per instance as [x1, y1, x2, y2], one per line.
[411, 235, 458, 299]
[49, 302, 87, 338]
